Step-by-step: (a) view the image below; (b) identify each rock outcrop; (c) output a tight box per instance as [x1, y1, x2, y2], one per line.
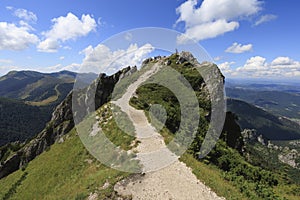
[0, 66, 136, 179]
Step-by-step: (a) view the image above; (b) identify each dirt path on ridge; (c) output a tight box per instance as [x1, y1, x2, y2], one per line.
[112, 62, 224, 200]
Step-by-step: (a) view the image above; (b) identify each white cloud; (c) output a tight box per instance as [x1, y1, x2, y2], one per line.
[177, 19, 239, 43]
[225, 42, 253, 53]
[46, 43, 154, 74]
[63, 63, 81, 72]
[255, 14, 277, 26]
[59, 56, 65, 60]
[214, 56, 223, 61]
[237, 56, 268, 72]
[0, 65, 20, 75]
[37, 38, 59, 53]
[80, 43, 155, 74]
[271, 57, 293, 66]
[176, 0, 262, 43]
[219, 61, 235, 74]
[14, 8, 37, 23]
[6, 6, 13, 11]
[0, 59, 13, 64]
[220, 56, 300, 78]
[38, 13, 97, 52]
[0, 22, 39, 50]
[45, 64, 62, 71]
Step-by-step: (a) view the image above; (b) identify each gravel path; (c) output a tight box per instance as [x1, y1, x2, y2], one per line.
[112, 62, 224, 200]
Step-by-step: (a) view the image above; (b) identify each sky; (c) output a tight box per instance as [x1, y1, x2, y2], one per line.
[0, 0, 300, 80]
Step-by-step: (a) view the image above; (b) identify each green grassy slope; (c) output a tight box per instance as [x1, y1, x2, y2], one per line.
[0, 104, 135, 200]
[0, 129, 130, 200]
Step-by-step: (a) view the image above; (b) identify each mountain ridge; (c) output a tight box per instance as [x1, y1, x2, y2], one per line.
[0, 52, 299, 199]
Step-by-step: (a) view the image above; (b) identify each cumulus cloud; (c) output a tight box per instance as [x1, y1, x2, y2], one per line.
[255, 14, 277, 26]
[37, 38, 59, 53]
[50, 43, 154, 74]
[176, 0, 262, 43]
[38, 13, 96, 52]
[219, 56, 300, 78]
[219, 61, 235, 75]
[5, 7, 38, 31]
[177, 19, 239, 43]
[237, 56, 268, 72]
[14, 8, 37, 23]
[0, 7, 39, 50]
[271, 57, 294, 66]
[225, 42, 253, 53]
[0, 22, 39, 50]
[80, 43, 154, 74]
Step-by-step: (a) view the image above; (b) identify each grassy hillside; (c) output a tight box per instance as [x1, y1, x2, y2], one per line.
[0, 103, 136, 200]
[0, 129, 130, 200]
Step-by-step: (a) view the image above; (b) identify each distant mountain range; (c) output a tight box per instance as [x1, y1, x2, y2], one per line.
[227, 98, 300, 141]
[0, 70, 97, 146]
[0, 70, 96, 105]
[226, 81, 300, 119]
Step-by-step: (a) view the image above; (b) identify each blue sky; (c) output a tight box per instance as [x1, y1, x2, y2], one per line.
[0, 0, 299, 80]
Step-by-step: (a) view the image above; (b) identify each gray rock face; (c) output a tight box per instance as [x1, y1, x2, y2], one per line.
[242, 129, 267, 145]
[176, 51, 196, 64]
[278, 149, 300, 169]
[0, 66, 135, 179]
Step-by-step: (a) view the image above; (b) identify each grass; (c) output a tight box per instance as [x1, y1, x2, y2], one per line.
[26, 84, 60, 106]
[98, 104, 137, 151]
[180, 153, 248, 200]
[0, 103, 137, 199]
[0, 128, 130, 199]
[26, 95, 58, 106]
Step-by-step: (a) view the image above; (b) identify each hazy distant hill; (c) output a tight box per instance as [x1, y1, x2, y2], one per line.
[0, 70, 97, 146]
[0, 70, 96, 105]
[227, 98, 300, 140]
[226, 86, 300, 119]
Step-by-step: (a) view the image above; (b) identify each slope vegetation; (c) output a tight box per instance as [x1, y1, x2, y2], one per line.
[0, 97, 50, 146]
